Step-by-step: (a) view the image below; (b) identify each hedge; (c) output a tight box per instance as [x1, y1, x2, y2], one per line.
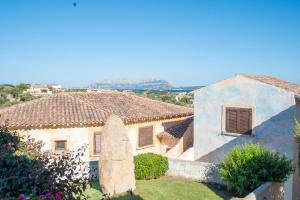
[134, 153, 168, 180]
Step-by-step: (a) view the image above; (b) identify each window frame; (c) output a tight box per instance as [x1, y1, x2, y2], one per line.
[138, 125, 154, 148]
[54, 140, 67, 153]
[221, 104, 255, 136]
[93, 132, 101, 155]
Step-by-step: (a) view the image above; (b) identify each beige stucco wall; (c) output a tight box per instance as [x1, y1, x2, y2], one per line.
[164, 121, 193, 159]
[17, 116, 190, 162]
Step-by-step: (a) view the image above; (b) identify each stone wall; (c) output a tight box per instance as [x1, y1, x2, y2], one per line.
[167, 158, 221, 184]
[231, 182, 284, 200]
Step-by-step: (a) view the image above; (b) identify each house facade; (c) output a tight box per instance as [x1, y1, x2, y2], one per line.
[0, 91, 193, 163]
[25, 84, 63, 96]
[193, 74, 300, 200]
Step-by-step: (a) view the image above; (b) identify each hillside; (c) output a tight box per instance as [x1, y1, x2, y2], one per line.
[89, 79, 175, 90]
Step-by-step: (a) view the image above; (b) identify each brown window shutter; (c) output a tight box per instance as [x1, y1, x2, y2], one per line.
[94, 132, 101, 154]
[226, 108, 238, 133]
[239, 109, 252, 135]
[226, 107, 252, 135]
[138, 126, 153, 147]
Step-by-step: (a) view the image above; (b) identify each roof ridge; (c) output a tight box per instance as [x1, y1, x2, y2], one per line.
[121, 91, 193, 111]
[241, 74, 300, 95]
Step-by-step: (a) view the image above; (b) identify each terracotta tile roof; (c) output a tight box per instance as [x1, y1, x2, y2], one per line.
[164, 117, 193, 139]
[0, 91, 193, 129]
[242, 74, 300, 95]
[157, 117, 193, 147]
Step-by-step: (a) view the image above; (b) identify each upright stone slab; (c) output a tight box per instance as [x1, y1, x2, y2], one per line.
[99, 115, 136, 195]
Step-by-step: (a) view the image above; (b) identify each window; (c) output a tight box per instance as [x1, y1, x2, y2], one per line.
[226, 107, 252, 135]
[54, 140, 67, 152]
[94, 132, 101, 155]
[138, 126, 153, 147]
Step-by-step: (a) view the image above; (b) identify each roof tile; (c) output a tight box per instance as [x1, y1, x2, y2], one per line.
[0, 91, 193, 129]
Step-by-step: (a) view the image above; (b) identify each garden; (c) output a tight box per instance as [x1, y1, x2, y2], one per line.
[1, 120, 299, 200]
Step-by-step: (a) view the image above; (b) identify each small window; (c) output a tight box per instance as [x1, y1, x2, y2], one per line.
[55, 140, 67, 152]
[138, 126, 153, 147]
[226, 107, 252, 135]
[94, 132, 101, 155]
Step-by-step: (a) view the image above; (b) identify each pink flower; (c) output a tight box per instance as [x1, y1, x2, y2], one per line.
[18, 194, 26, 200]
[46, 193, 55, 198]
[56, 192, 64, 200]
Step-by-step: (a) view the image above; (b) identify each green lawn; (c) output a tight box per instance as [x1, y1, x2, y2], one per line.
[85, 176, 232, 200]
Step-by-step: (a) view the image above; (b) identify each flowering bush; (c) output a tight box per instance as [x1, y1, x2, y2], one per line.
[0, 127, 89, 199]
[9, 192, 65, 200]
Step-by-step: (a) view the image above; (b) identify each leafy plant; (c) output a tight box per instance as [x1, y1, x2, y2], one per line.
[294, 119, 300, 175]
[219, 144, 293, 197]
[0, 127, 89, 199]
[134, 153, 168, 180]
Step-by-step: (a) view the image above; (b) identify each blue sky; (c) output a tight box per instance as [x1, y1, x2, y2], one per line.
[0, 0, 299, 87]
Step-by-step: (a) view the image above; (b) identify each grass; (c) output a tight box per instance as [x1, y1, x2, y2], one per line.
[85, 176, 232, 200]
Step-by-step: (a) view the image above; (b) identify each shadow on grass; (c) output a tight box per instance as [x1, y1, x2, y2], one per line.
[201, 182, 233, 200]
[88, 182, 143, 200]
[103, 194, 143, 200]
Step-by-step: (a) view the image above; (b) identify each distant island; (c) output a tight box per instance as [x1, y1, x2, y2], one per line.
[89, 79, 203, 91]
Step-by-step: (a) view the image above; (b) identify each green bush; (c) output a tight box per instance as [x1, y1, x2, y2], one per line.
[219, 144, 294, 197]
[134, 153, 168, 180]
[294, 119, 300, 175]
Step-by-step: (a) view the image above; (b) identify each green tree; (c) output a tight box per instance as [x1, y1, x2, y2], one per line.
[16, 83, 30, 92]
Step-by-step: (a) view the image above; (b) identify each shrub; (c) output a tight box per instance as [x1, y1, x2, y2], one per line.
[134, 153, 168, 180]
[0, 127, 89, 200]
[219, 144, 294, 197]
[294, 119, 300, 175]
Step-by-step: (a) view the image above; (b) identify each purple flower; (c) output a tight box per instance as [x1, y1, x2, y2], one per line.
[46, 193, 55, 198]
[18, 194, 26, 200]
[56, 192, 64, 200]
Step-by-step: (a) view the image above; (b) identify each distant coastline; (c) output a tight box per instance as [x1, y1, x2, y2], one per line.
[128, 89, 195, 93]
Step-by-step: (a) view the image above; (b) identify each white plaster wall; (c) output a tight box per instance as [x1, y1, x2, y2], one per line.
[193, 75, 297, 200]
[194, 75, 296, 162]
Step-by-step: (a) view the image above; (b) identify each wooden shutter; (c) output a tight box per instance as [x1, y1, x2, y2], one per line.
[138, 126, 153, 147]
[239, 109, 252, 135]
[226, 108, 252, 135]
[94, 132, 101, 154]
[226, 108, 238, 133]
